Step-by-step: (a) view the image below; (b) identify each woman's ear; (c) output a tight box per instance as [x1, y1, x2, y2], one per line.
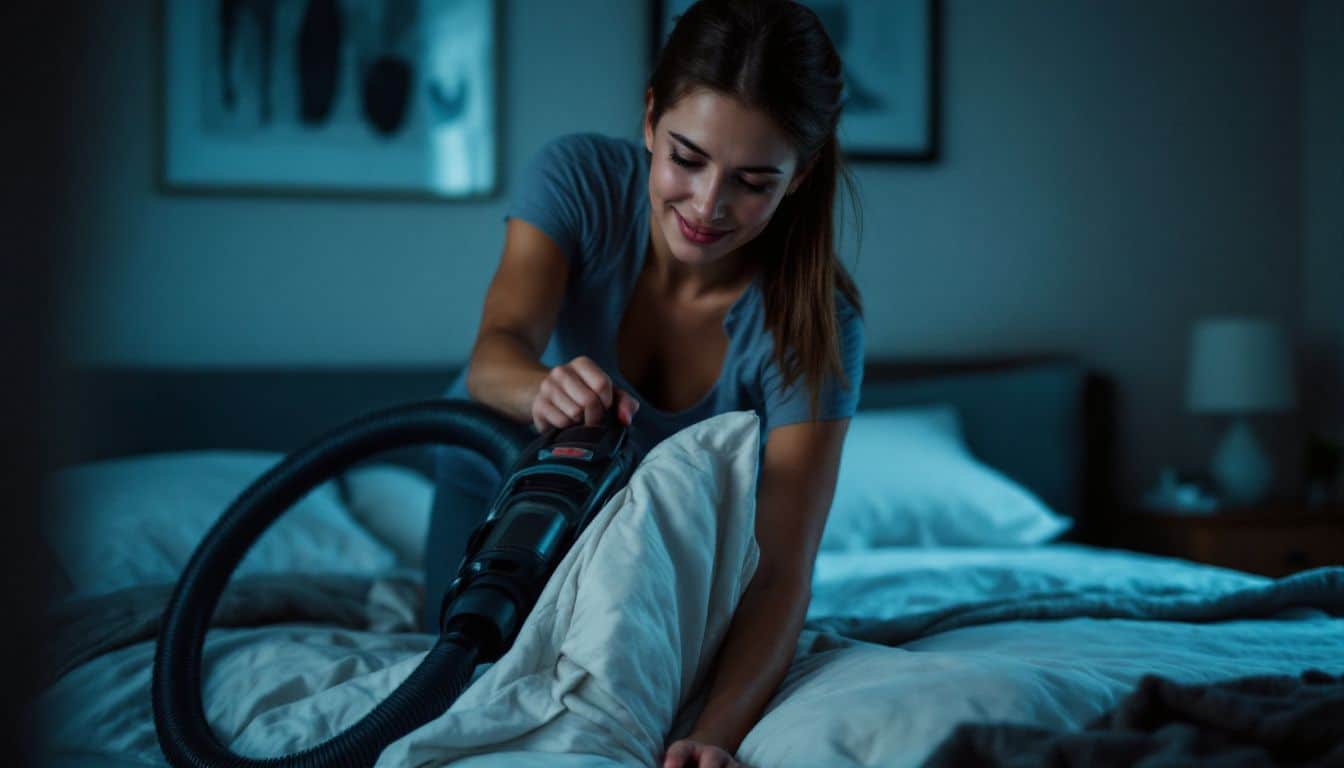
[643, 89, 656, 153]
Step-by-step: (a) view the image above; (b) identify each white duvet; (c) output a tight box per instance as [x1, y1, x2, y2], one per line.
[747, 546, 1344, 767]
[33, 411, 1344, 768]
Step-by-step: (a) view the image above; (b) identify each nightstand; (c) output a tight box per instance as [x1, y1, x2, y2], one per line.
[1108, 501, 1344, 577]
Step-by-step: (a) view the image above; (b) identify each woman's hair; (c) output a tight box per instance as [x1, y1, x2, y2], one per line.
[648, 0, 863, 420]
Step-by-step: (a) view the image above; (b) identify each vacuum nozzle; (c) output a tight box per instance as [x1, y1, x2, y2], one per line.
[440, 414, 638, 661]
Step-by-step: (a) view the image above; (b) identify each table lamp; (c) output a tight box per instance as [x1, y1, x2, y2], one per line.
[1186, 317, 1297, 506]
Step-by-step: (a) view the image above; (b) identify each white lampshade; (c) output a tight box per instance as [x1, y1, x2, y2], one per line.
[1186, 317, 1296, 413]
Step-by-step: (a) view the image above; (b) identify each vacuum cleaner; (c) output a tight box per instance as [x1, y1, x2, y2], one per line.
[152, 399, 639, 767]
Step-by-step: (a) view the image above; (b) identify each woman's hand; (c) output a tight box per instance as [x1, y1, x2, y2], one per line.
[531, 355, 639, 432]
[659, 738, 743, 768]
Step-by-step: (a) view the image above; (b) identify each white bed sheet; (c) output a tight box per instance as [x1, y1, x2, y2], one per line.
[34, 545, 1344, 768]
[738, 544, 1344, 767]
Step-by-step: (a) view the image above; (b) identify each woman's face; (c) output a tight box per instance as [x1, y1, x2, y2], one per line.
[643, 88, 807, 270]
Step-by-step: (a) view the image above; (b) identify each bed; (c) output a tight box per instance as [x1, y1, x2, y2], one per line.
[32, 357, 1344, 767]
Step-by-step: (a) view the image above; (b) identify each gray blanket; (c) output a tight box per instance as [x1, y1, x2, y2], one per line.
[923, 669, 1344, 767]
[800, 565, 1344, 653]
[47, 567, 1344, 688]
[787, 565, 1344, 768]
[41, 564, 1344, 767]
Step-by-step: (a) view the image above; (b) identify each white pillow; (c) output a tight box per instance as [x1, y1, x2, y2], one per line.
[43, 451, 399, 599]
[822, 405, 1071, 549]
[339, 464, 435, 569]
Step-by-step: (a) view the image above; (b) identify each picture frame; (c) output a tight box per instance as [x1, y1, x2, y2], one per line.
[159, 0, 500, 200]
[651, 0, 940, 163]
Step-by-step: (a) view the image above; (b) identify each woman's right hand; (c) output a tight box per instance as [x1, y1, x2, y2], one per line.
[531, 356, 640, 433]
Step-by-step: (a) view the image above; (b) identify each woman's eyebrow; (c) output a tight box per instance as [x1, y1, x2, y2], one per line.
[668, 131, 783, 174]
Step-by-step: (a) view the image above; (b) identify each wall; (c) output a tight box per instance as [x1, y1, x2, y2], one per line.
[57, 0, 1316, 505]
[59, 0, 650, 365]
[1303, 0, 1344, 450]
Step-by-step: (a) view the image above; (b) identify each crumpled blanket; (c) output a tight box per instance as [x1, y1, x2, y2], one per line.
[923, 668, 1344, 767]
[38, 570, 424, 690]
[802, 565, 1344, 652]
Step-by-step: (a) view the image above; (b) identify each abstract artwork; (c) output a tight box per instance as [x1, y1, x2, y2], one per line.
[162, 0, 498, 198]
[653, 0, 938, 162]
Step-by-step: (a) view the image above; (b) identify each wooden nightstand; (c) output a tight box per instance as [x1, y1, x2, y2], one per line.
[1108, 501, 1344, 577]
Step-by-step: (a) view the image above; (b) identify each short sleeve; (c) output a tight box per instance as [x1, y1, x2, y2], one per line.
[761, 295, 865, 433]
[502, 134, 605, 274]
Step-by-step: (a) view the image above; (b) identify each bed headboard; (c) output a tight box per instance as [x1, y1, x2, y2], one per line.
[49, 355, 1115, 541]
[49, 367, 456, 479]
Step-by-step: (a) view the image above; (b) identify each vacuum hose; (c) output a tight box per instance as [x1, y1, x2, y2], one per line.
[152, 399, 635, 767]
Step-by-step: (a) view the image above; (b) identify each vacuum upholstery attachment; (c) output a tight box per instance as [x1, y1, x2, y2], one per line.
[440, 411, 637, 661]
[152, 400, 637, 768]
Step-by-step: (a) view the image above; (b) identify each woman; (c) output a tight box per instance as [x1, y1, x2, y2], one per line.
[424, 1, 863, 765]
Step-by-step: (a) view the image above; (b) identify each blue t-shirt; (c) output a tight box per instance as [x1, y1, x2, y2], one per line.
[440, 133, 863, 493]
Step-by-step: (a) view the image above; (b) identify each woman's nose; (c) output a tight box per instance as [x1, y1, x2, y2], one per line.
[691, 176, 729, 223]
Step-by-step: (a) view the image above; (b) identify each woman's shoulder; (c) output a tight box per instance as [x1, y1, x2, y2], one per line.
[533, 132, 646, 179]
[523, 133, 647, 227]
[740, 282, 865, 424]
[833, 287, 865, 366]
[834, 285, 862, 324]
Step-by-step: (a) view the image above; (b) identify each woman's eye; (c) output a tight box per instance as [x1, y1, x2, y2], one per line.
[668, 150, 769, 194]
[669, 150, 699, 168]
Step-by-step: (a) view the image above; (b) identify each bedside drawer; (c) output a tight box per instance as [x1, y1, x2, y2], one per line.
[1186, 522, 1344, 577]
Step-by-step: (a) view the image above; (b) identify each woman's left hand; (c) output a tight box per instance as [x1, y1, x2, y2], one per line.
[660, 738, 743, 768]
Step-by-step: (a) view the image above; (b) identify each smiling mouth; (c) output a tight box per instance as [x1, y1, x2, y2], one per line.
[675, 211, 732, 244]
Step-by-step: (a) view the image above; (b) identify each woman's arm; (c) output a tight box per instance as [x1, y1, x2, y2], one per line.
[666, 416, 849, 764]
[465, 218, 639, 430]
[464, 218, 570, 422]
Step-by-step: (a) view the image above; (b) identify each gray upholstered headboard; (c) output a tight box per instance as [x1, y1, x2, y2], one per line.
[49, 355, 1114, 541]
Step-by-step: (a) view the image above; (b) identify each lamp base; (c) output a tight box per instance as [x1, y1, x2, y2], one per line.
[1209, 417, 1273, 506]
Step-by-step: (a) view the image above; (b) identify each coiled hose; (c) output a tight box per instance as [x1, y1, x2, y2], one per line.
[152, 399, 534, 768]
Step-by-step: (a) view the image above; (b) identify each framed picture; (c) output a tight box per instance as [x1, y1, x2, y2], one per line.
[652, 0, 939, 163]
[160, 0, 499, 199]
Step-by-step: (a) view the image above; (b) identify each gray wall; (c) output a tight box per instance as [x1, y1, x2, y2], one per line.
[57, 0, 1336, 505]
[1303, 0, 1344, 446]
[58, 0, 650, 365]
